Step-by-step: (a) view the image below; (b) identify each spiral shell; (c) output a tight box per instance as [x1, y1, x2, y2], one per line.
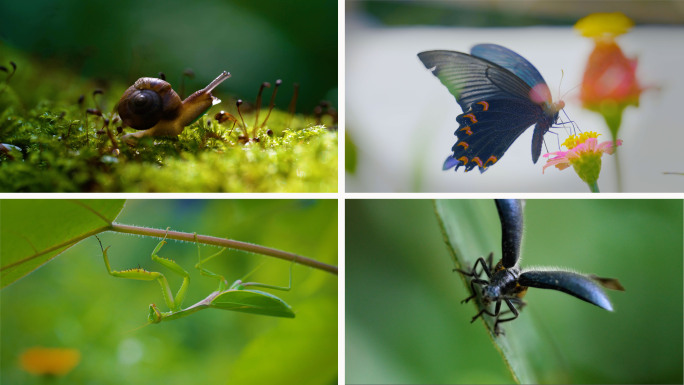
[117, 78, 182, 130]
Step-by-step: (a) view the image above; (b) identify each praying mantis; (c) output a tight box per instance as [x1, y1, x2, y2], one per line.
[95, 231, 295, 324]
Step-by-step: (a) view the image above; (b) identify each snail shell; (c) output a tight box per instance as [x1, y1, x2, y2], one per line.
[118, 78, 182, 130]
[117, 71, 230, 141]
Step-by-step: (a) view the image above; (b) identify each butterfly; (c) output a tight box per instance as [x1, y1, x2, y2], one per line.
[418, 44, 565, 173]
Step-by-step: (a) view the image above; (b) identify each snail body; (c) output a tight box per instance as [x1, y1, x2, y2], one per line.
[118, 71, 230, 140]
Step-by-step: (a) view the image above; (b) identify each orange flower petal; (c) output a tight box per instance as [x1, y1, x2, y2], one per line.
[20, 347, 81, 376]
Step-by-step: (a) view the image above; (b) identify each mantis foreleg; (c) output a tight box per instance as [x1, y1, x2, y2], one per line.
[97, 230, 190, 313]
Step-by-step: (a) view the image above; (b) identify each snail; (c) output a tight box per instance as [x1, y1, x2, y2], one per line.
[117, 71, 230, 140]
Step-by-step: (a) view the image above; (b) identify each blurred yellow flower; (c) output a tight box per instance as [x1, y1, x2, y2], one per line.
[20, 347, 81, 376]
[575, 12, 634, 40]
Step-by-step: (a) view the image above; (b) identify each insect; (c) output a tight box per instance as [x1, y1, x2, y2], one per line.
[418, 44, 566, 172]
[455, 199, 624, 335]
[117, 71, 231, 141]
[95, 231, 294, 324]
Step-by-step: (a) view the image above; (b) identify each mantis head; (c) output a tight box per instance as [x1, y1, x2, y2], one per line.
[148, 304, 163, 324]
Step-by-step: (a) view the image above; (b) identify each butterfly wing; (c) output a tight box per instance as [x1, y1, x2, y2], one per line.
[471, 44, 549, 93]
[418, 49, 548, 172]
[472, 44, 556, 113]
[473, 44, 564, 163]
[447, 99, 541, 172]
[418, 50, 533, 112]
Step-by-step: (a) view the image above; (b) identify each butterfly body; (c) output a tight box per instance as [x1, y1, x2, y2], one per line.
[418, 44, 564, 173]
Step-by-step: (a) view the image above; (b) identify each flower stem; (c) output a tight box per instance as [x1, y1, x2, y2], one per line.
[588, 181, 600, 193]
[613, 142, 623, 192]
[603, 109, 624, 192]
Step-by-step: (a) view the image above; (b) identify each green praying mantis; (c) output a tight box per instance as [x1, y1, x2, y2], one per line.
[95, 231, 295, 324]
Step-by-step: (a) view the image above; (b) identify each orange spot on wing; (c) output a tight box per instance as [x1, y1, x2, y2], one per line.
[477, 101, 490, 111]
[463, 113, 478, 124]
[458, 156, 469, 165]
[459, 126, 473, 135]
[485, 156, 498, 166]
[472, 157, 483, 167]
[457, 141, 469, 149]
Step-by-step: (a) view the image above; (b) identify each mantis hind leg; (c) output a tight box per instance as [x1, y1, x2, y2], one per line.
[191, 232, 294, 293]
[149, 229, 191, 311]
[235, 259, 294, 292]
[193, 233, 230, 290]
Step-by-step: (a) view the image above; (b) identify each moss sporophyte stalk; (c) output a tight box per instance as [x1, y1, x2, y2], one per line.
[0, 48, 337, 192]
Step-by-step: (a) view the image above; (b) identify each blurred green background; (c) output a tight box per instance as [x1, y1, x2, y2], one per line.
[0, 0, 337, 110]
[346, 199, 682, 384]
[1, 199, 337, 385]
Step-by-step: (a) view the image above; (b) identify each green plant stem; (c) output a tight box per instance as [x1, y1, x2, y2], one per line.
[109, 223, 337, 275]
[601, 106, 624, 193]
[613, 145, 623, 192]
[1, 223, 338, 276]
[588, 181, 600, 193]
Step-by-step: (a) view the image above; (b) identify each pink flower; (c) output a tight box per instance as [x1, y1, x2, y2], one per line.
[543, 132, 622, 192]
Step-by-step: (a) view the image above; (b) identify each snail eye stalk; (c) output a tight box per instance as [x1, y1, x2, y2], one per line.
[117, 71, 230, 142]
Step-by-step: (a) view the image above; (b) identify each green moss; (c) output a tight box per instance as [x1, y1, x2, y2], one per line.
[0, 47, 337, 192]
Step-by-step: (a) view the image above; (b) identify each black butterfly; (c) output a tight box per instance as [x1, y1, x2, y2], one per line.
[418, 44, 565, 173]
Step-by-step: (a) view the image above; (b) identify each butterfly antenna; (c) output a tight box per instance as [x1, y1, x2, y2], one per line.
[560, 82, 581, 103]
[553, 70, 580, 136]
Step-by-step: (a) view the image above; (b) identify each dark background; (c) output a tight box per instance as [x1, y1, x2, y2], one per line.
[0, 0, 337, 110]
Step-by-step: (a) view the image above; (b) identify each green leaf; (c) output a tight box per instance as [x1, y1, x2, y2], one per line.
[434, 199, 535, 384]
[210, 289, 295, 318]
[0, 199, 125, 288]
